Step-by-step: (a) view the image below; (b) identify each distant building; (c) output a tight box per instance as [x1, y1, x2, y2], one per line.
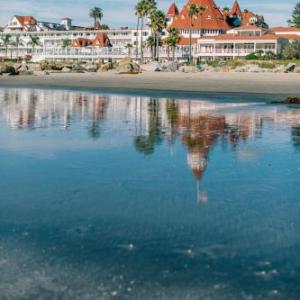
[0, 0, 299, 61]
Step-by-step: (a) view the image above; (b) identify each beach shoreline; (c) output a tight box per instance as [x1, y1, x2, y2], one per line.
[0, 72, 299, 99]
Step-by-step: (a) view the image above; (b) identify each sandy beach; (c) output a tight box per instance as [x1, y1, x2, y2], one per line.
[0, 71, 299, 97]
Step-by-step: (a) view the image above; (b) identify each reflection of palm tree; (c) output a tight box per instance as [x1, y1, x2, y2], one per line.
[88, 97, 107, 139]
[27, 92, 38, 129]
[134, 99, 164, 155]
[166, 99, 179, 144]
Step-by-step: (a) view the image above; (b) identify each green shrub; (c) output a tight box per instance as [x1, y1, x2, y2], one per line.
[283, 41, 300, 59]
[255, 62, 276, 69]
[225, 60, 245, 69]
[245, 53, 258, 60]
[207, 60, 220, 67]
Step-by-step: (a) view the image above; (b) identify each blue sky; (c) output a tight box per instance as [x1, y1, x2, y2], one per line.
[0, 0, 297, 28]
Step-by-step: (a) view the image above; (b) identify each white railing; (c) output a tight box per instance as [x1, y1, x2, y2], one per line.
[0, 46, 194, 61]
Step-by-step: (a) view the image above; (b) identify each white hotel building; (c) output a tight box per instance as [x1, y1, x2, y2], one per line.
[0, 0, 300, 62]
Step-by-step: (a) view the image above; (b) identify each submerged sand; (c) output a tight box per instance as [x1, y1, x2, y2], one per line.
[0, 71, 299, 96]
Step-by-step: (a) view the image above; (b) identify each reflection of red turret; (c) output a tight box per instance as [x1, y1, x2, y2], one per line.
[178, 111, 226, 183]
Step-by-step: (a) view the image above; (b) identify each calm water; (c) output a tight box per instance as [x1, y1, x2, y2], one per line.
[0, 88, 299, 300]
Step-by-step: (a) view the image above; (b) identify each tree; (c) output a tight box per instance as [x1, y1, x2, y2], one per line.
[1, 34, 11, 58]
[165, 27, 181, 61]
[187, 4, 205, 62]
[89, 7, 103, 29]
[146, 35, 156, 59]
[149, 9, 166, 60]
[14, 35, 23, 60]
[291, 2, 300, 28]
[283, 40, 300, 59]
[28, 35, 40, 55]
[100, 24, 110, 30]
[125, 43, 133, 57]
[135, 0, 157, 62]
[62, 39, 72, 49]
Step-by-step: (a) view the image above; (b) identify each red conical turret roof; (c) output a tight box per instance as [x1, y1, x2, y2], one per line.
[167, 3, 179, 17]
[95, 20, 101, 30]
[170, 0, 230, 31]
[230, 0, 242, 17]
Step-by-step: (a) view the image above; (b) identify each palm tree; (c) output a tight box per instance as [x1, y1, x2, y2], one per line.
[146, 35, 156, 59]
[89, 7, 103, 29]
[187, 4, 205, 62]
[198, 6, 206, 37]
[149, 10, 166, 61]
[1, 34, 11, 58]
[135, 0, 157, 62]
[28, 35, 40, 55]
[62, 39, 72, 49]
[125, 43, 133, 57]
[165, 28, 181, 62]
[15, 35, 23, 60]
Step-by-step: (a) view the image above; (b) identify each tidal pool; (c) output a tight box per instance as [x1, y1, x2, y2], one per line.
[0, 88, 299, 300]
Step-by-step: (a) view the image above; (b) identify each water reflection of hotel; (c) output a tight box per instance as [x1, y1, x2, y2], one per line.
[1, 89, 300, 196]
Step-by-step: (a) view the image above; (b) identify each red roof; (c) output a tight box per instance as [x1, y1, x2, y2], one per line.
[167, 3, 179, 17]
[271, 27, 300, 32]
[230, 0, 242, 16]
[272, 34, 300, 40]
[14, 16, 37, 26]
[92, 33, 110, 47]
[178, 36, 198, 45]
[241, 11, 256, 26]
[171, 0, 231, 31]
[235, 24, 264, 31]
[72, 38, 93, 47]
[95, 20, 101, 30]
[199, 33, 283, 41]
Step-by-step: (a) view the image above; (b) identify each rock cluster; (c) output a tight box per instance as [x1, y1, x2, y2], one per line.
[272, 96, 300, 104]
[0, 62, 33, 75]
[117, 58, 141, 74]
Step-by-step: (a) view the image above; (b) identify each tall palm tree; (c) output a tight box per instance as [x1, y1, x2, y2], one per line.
[15, 35, 23, 60]
[165, 27, 181, 62]
[125, 43, 133, 57]
[187, 4, 205, 62]
[28, 35, 40, 55]
[146, 35, 156, 59]
[135, 0, 157, 62]
[149, 10, 166, 61]
[89, 7, 103, 29]
[135, 1, 143, 60]
[1, 34, 11, 58]
[199, 5, 207, 37]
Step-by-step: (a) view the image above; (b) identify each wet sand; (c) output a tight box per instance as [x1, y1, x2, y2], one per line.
[0, 71, 299, 97]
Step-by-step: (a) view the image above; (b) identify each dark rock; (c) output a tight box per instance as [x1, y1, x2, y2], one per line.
[0, 65, 17, 75]
[272, 96, 300, 104]
[83, 63, 98, 72]
[117, 62, 140, 74]
[284, 96, 300, 104]
[285, 63, 296, 72]
[72, 64, 84, 72]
